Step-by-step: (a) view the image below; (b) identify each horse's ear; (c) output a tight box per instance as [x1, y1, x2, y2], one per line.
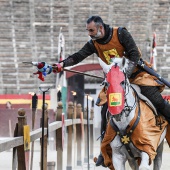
[121, 57, 129, 72]
[122, 57, 126, 67]
[98, 58, 110, 73]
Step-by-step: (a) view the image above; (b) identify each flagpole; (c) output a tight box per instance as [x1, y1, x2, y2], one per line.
[55, 27, 63, 88]
[56, 27, 67, 114]
[150, 32, 157, 71]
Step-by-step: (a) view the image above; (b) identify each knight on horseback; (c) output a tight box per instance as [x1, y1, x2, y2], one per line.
[52, 15, 170, 168]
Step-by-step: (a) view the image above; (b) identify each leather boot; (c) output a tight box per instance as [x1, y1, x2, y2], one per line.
[158, 100, 170, 124]
[95, 131, 106, 167]
[95, 153, 106, 167]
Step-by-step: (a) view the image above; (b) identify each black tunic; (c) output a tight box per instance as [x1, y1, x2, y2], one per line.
[61, 24, 140, 67]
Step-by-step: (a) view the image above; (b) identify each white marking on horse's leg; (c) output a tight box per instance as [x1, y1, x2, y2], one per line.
[139, 168, 149, 170]
[128, 159, 139, 170]
[139, 152, 150, 170]
[153, 140, 164, 170]
[112, 154, 126, 170]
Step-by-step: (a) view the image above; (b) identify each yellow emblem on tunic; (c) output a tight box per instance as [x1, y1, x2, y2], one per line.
[109, 93, 122, 106]
[103, 48, 120, 64]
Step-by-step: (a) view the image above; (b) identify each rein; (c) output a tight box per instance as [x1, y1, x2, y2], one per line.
[122, 77, 137, 117]
[110, 83, 141, 158]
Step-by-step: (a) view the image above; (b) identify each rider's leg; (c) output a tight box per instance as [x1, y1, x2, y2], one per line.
[139, 85, 170, 123]
[96, 103, 108, 167]
[100, 102, 108, 136]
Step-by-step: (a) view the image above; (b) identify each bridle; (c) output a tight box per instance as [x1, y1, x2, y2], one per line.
[109, 71, 141, 158]
[122, 73, 138, 117]
[111, 72, 138, 120]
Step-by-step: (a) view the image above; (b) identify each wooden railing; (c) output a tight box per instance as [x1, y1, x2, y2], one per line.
[0, 101, 94, 170]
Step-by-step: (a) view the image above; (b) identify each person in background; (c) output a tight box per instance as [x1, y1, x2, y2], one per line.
[6, 101, 12, 109]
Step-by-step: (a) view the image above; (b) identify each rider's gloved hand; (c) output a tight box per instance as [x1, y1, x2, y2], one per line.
[52, 63, 63, 73]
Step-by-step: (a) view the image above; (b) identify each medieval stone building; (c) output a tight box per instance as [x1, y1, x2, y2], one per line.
[0, 0, 170, 97]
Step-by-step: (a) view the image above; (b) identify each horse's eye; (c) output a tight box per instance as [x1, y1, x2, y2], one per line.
[104, 82, 109, 87]
[121, 81, 125, 85]
[101, 81, 109, 87]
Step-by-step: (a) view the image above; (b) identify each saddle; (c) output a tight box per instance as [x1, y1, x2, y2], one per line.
[131, 84, 157, 116]
[97, 83, 157, 116]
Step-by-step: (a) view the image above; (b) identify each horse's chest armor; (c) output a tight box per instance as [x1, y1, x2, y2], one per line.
[110, 103, 141, 158]
[120, 134, 130, 144]
[112, 129, 137, 158]
[111, 134, 131, 151]
[111, 135, 140, 157]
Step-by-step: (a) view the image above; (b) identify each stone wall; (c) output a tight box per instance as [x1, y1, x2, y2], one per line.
[0, 0, 170, 94]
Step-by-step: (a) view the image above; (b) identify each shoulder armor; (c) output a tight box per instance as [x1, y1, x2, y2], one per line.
[117, 27, 127, 45]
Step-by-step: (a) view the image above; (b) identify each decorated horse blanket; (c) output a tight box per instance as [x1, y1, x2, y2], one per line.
[101, 99, 170, 170]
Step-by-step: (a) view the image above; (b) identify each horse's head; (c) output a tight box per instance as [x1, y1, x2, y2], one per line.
[98, 57, 133, 116]
[98, 57, 129, 74]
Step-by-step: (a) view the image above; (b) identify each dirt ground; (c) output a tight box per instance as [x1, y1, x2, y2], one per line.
[0, 138, 170, 170]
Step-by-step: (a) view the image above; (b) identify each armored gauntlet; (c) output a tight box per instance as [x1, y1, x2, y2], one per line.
[126, 60, 136, 78]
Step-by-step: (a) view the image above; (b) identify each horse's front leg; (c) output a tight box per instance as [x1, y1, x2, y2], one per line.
[153, 140, 164, 170]
[112, 153, 126, 170]
[139, 152, 150, 170]
[128, 158, 139, 170]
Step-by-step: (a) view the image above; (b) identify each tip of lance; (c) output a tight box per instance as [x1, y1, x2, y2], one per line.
[22, 62, 38, 66]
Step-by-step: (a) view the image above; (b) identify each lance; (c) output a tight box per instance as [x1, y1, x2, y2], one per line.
[22, 62, 104, 80]
[137, 59, 170, 88]
[63, 68, 103, 79]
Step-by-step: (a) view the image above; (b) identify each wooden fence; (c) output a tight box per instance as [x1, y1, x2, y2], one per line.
[0, 101, 94, 170]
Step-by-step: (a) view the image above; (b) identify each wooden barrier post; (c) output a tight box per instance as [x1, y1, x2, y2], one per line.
[90, 107, 94, 159]
[67, 101, 74, 170]
[23, 125, 30, 170]
[56, 101, 63, 170]
[40, 103, 48, 170]
[12, 122, 18, 170]
[76, 103, 83, 165]
[16, 108, 27, 170]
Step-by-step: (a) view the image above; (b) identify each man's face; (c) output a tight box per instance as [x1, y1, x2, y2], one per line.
[86, 21, 103, 40]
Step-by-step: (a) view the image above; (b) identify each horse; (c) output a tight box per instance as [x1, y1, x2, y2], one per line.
[98, 57, 169, 170]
